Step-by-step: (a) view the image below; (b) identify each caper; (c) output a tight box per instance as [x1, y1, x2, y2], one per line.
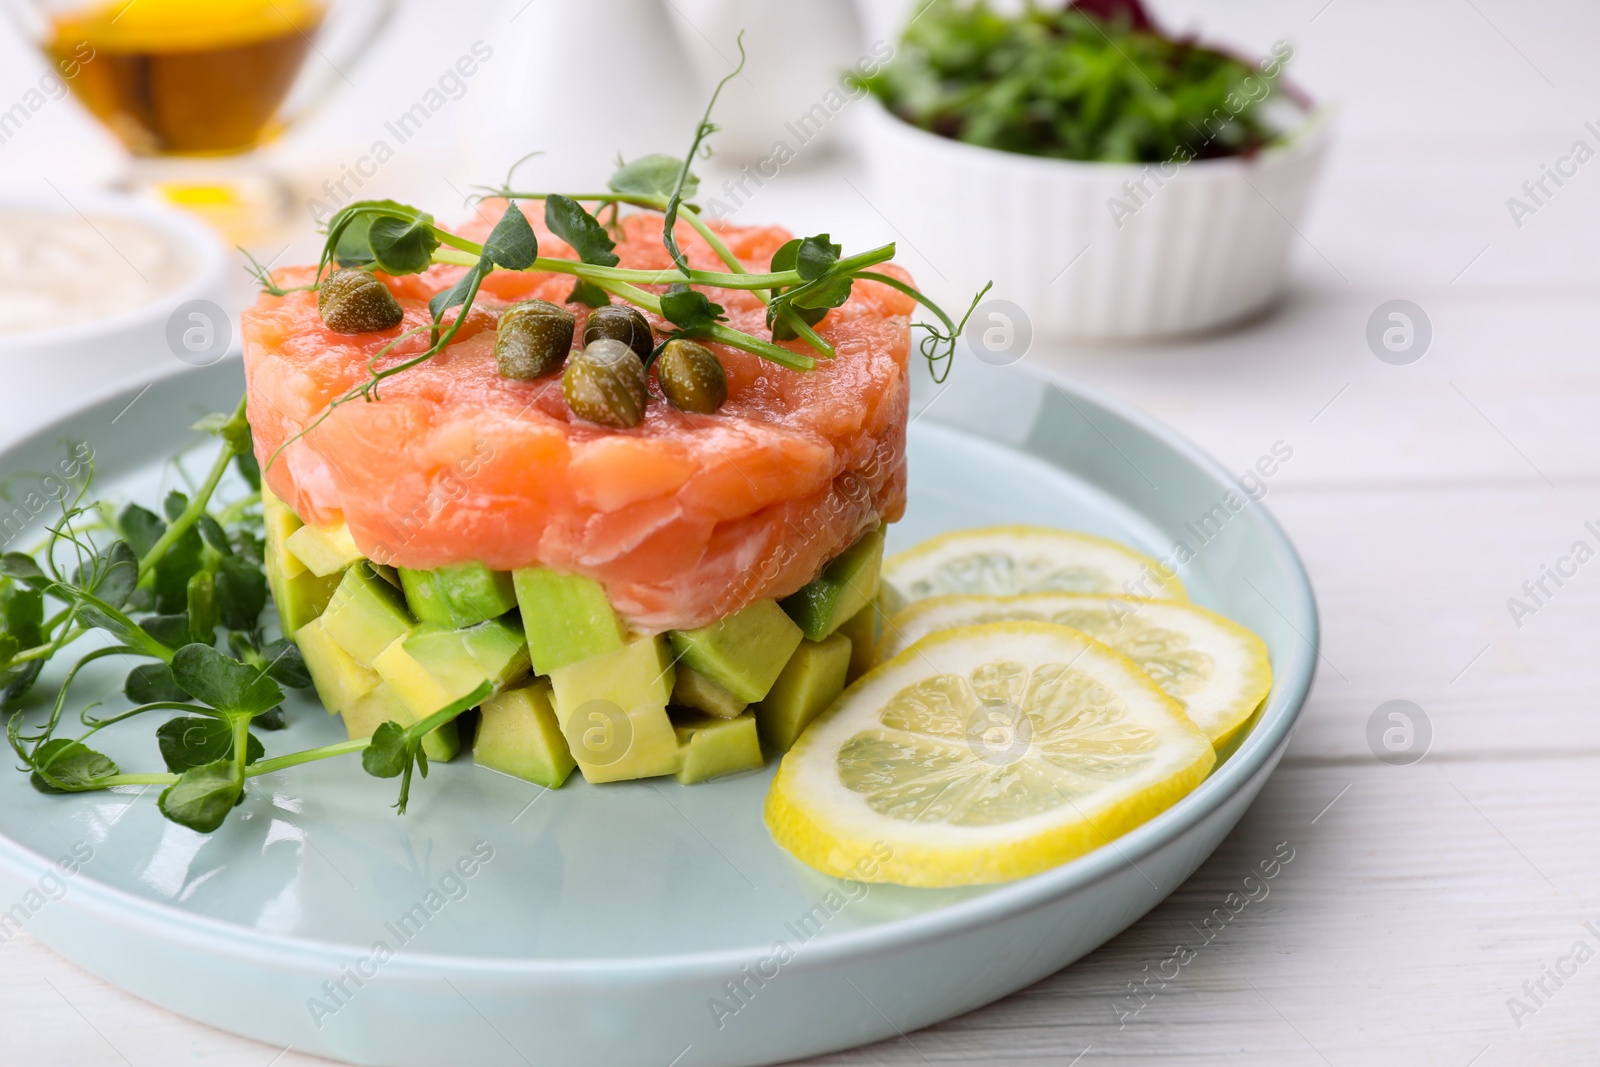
[656, 338, 728, 414]
[582, 304, 654, 363]
[496, 299, 575, 380]
[318, 268, 404, 334]
[562, 339, 649, 428]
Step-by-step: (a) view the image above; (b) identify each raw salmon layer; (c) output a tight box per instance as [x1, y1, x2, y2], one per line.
[242, 207, 914, 634]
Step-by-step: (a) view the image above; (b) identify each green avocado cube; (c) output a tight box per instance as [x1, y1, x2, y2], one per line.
[668, 599, 803, 704]
[342, 680, 460, 762]
[755, 633, 851, 754]
[399, 562, 518, 628]
[674, 712, 764, 784]
[548, 634, 679, 783]
[285, 522, 364, 578]
[512, 566, 626, 674]
[780, 527, 885, 641]
[671, 666, 747, 719]
[262, 491, 339, 634]
[373, 618, 530, 720]
[296, 615, 380, 714]
[474, 679, 577, 789]
[321, 563, 415, 668]
[835, 600, 882, 682]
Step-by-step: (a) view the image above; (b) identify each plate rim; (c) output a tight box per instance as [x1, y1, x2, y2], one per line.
[0, 361, 1318, 981]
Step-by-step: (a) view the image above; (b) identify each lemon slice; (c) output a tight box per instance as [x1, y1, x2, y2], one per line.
[880, 525, 1185, 614]
[879, 594, 1270, 750]
[765, 622, 1214, 886]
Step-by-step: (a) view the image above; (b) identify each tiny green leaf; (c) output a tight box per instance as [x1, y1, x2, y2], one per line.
[163, 490, 189, 523]
[566, 280, 610, 308]
[118, 503, 166, 559]
[252, 706, 287, 731]
[259, 638, 312, 689]
[660, 285, 726, 333]
[141, 614, 192, 651]
[362, 721, 408, 779]
[170, 644, 284, 718]
[1, 553, 45, 585]
[234, 448, 262, 491]
[609, 154, 697, 199]
[544, 195, 619, 267]
[30, 738, 120, 793]
[125, 662, 188, 704]
[367, 213, 441, 275]
[428, 261, 486, 323]
[214, 555, 268, 632]
[157, 716, 264, 773]
[795, 234, 842, 280]
[95, 541, 139, 609]
[158, 759, 244, 833]
[198, 514, 232, 555]
[482, 201, 538, 270]
[2, 583, 44, 647]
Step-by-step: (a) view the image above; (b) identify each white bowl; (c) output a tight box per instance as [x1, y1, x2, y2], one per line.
[858, 99, 1332, 340]
[0, 191, 229, 434]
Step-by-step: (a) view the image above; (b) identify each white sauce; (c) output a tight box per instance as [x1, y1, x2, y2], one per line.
[0, 210, 197, 335]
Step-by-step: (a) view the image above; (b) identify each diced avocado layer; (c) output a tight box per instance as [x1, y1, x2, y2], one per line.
[780, 527, 884, 641]
[474, 679, 576, 789]
[755, 633, 851, 754]
[669, 599, 802, 704]
[373, 618, 529, 720]
[343, 680, 460, 762]
[674, 713, 763, 784]
[513, 566, 625, 674]
[262, 490, 339, 634]
[285, 522, 364, 578]
[297, 615, 380, 714]
[835, 600, 882, 683]
[671, 666, 747, 719]
[399, 562, 518, 628]
[321, 563, 415, 667]
[548, 634, 678, 783]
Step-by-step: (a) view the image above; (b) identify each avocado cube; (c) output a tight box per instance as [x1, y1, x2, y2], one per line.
[548, 635, 679, 783]
[296, 616, 380, 714]
[674, 712, 764, 784]
[321, 563, 415, 668]
[474, 679, 576, 789]
[780, 527, 885, 641]
[835, 600, 882, 682]
[343, 680, 460, 762]
[373, 618, 530, 719]
[399, 562, 518, 628]
[262, 490, 339, 634]
[512, 566, 627, 674]
[262, 489, 307, 580]
[285, 522, 364, 578]
[671, 666, 747, 719]
[668, 599, 803, 704]
[755, 633, 851, 754]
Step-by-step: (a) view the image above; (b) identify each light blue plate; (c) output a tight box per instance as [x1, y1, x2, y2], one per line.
[0, 357, 1316, 1067]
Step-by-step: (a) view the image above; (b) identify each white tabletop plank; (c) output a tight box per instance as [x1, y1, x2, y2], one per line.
[1, 0, 1597, 1064]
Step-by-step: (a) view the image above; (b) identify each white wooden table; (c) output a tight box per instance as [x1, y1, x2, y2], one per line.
[3, 1, 1599, 1063]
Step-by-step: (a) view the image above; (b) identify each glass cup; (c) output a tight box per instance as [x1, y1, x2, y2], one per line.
[5, 0, 395, 239]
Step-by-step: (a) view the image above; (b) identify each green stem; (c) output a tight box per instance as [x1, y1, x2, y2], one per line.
[99, 773, 179, 788]
[137, 394, 248, 581]
[247, 737, 370, 776]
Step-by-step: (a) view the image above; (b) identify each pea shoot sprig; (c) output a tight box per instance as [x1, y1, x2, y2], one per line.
[1, 411, 484, 832]
[259, 45, 984, 470]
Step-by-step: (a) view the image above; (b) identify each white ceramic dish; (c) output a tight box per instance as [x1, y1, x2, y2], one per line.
[0, 190, 228, 426]
[858, 99, 1332, 340]
[0, 359, 1317, 1066]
